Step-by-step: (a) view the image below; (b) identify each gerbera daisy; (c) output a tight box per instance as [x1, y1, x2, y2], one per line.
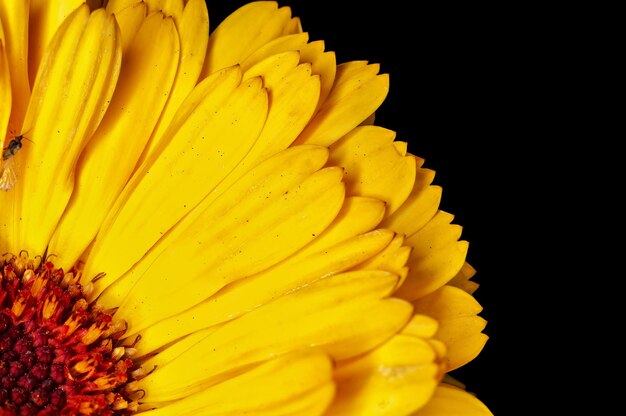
[0, 1, 491, 414]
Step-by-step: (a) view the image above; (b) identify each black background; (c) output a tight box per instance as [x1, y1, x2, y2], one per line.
[205, 1, 517, 413]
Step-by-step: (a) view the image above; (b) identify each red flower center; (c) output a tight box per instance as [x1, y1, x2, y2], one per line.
[0, 253, 140, 415]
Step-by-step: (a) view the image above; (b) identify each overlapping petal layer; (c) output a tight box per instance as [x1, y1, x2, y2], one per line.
[0, 1, 490, 414]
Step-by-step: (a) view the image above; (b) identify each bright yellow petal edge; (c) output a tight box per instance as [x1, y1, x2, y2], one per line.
[0, 1, 492, 415]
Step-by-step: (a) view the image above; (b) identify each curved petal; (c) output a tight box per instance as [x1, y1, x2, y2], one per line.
[124, 198, 391, 356]
[448, 262, 480, 295]
[413, 285, 488, 371]
[382, 163, 442, 237]
[106, 1, 147, 53]
[394, 212, 468, 300]
[0, 19, 11, 140]
[296, 62, 389, 146]
[360, 234, 412, 286]
[84, 66, 267, 285]
[28, 0, 83, 83]
[15, 6, 121, 254]
[201, 1, 294, 77]
[299, 40, 336, 111]
[137, 270, 410, 403]
[48, 12, 180, 269]
[116, 166, 345, 335]
[141, 351, 334, 416]
[240, 32, 309, 72]
[413, 384, 492, 416]
[0, 0, 30, 126]
[138, 0, 209, 165]
[329, 126, 416, 216]
[145, 0, 183, 23]
[327, 329, 441, 415]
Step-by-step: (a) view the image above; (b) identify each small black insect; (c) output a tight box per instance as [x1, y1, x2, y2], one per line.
[2, 134, 25, 161]
[1, 134, 31, 191]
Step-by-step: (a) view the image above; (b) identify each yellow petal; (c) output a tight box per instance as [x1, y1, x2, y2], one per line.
[413, 285, 488, 371]
[360, 234, 412, 287]
[28, 0, 83, 83]
[296, 62, 389, 146]
[329, 126, 416, 216]
[145, 0, 183, 22]
[0, 21, 11, 139]
[448, 262, 479, 294]
[201, 1, 293, 77]
[413, 385, 492, 416]
[382, 164, 442, 237]
[299, 40, 336, 110]
[84, 67, 267, 285]
[48, 12, 180, 269]
[116, 166, 345, 335]
[105, 0, 140, 11]
[244, 59, 319, 160]
[292, 196, 387, 257]
[96, 144, 328, 303]
[0, 31, 14, 254]
[283, 16, 302, 35]
[198, 52, 320, 194]
[395, 212, 468, 300]
[141, 351, 334, 416]
[138, 0, 209, 165]
[137, 270, 410, 402]
[0, 0, 30, 125]
[401, 314, 440, 339]
[240, 32, 309, 71]
[327, 332, 440, 415]
[106, 1, 147, 54]
[15, 6, 121, 255]
[128, 199, 391, 356]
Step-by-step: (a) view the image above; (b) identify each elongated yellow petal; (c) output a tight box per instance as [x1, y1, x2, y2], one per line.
[296, 62, 389, 146]
[117, 167, 345, 335]
[142, 351, 334, 416]
[138, 0, 209, 165]
[85, 67, 267, 285]
[0, 30, 14, 254]
[448, 262, 480, 294]
[28, 0, 83, 83]
[413, 285, 487, 371]
[15, 6, 121, 255]
[413, 384, 493, 416]
[382, 165, 442, 237]
[0, 22, 11, 139]
[292, 196, 386, 257]
[127, 200, 391, 357]
[401, 314, 440, 339]
[0, 0, 30, 125]
[240, 32, 309, 71]
[192, 53, 320, 191]
[283, 16, 302, 35]
[48, 12, 180, 269]
[329, 126, 416, 216]
[300, 40, 336, 110]
[107, 1, 147, 53]
[360, 234, 412, 286]
[201, 1, 293, 76]
[395, 212, 469, 300]
[138, 270, 409, 402]
[97, 144, 329, 303]
[327, 332, 440, 415]
[145, 0, 183, 22]
[244, 60, 320, 159]
[105, 0, 140, 11]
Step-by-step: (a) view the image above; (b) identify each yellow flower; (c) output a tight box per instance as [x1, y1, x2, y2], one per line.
[0, 1, 491, 414]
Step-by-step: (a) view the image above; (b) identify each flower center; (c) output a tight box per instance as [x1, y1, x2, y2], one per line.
[0, 253, 140, 415]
